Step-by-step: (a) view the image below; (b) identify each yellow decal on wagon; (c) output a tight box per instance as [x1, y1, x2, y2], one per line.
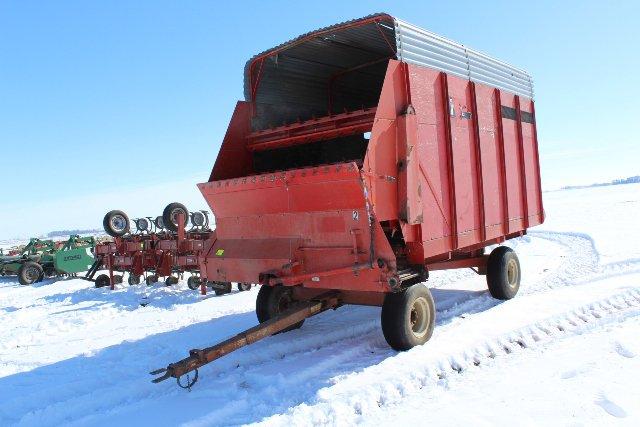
[215, 249, 225, 256]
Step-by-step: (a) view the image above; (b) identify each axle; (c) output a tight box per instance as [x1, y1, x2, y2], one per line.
[150, 291, 341, 387]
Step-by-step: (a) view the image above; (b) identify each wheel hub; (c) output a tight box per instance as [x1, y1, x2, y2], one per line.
[111, 215, 127, 232]
[25, 267, 39, 281]
[507, 258, 517, 287]
[410, 296, 430, 339]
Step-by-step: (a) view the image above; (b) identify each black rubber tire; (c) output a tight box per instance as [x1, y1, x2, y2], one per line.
[255, 285, 304, 332]
[190, 211, 207, 228]
[146, 275, 158, 285]
[237, 282, 252, 292]
[255, 285, 272, 323]
[128, 274, 141, 285]
[165, 276, 179, 286]
[381, 284, 436, 351]
[134, 218, 150, 233]
[113, 274, 123, 284]
[187, 276, 201, 290]
[162, 202, 189, 233]
[43, 267, 57, 278]
[486, 246, 521, 300]
[103, 210, 130, 237]
[94, 273, 110, 288]
[214, 281, 232, 296]
[154, 216, 165, 230]
[18, 261, 43, 286]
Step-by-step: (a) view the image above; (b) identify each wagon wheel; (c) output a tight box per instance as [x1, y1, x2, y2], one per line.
[165, 276, 179, 286]
[255, 286, 304, 332]
[381, 284, 435, 351]
[486, 246, 521, 300]
[146, 274, 159, 285]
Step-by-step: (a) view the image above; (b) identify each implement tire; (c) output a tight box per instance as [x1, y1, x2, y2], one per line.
[255, 285, 304, 333]
[237, 282, 252, 292]
[103, 210, 130, 237]
[162, 202, 189, 233]
[94, 274, 110, 288]
[381, 284, 435, 351]
[18, 261, 43, 286]
[486, 246, 521, 300]
[187, 276, 201, 290]
[213, 281, 232, 296]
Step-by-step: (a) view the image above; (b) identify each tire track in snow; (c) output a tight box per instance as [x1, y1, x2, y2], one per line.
[5, 232, 640, 426]
[259, 288, 640, 426]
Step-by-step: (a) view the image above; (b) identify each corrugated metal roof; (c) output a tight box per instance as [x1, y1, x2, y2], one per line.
[243, 13, 534, 103]
[393, 18, 533, 98]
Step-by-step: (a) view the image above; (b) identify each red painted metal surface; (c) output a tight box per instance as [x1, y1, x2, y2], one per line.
[198, 58, 544, 295]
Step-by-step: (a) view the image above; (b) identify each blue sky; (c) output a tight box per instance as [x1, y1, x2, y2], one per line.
[1, 1, 639, 238]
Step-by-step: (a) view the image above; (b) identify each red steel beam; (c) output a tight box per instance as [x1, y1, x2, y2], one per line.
[247, 107, 376, 151]
[530, 101, 544, 223]
[427, 255, 489, 272]
[494, 89, 510, 235]
[514, 96, 530, 229]
[440, 72, 458, 250]
[470, 82, 486, 242]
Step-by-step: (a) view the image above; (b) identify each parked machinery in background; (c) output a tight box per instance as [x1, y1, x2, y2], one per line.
[1, 235, 95, 285]
[89, 202, 253, 295]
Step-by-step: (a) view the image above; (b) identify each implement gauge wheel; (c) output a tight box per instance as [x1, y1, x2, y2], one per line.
[381, 284, 435, 351]
[162, 202, 189, 233]
[94, 274, 110, 288]
[18, 261, 43, 286]
[103, 210, 130, 237]
[256, 285, 304, 333]
[190, 211, 208, 228]
[154, 216, 165, 230]
[237, 282, 252, 292]
[187, 276, 201, 290]
[128, 274, 141, 285]
[134, 218, 150, 233]
[486, 246, 521, 300]
[214, 281, 232, 296]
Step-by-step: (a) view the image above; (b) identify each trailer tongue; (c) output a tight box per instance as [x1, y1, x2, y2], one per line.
[150, 292, 341, 387]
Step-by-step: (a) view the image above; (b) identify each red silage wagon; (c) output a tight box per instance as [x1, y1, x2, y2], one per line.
[152, 13, 543, 386]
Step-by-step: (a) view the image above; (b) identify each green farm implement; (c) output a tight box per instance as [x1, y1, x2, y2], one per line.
[0, 235, 96, 285]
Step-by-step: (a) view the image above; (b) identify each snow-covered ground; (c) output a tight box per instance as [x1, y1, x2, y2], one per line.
[1, 183, 639, 426]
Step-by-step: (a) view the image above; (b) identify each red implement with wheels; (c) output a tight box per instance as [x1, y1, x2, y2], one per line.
[91, 207, 215, 291]
[152, 13, 544, 386]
